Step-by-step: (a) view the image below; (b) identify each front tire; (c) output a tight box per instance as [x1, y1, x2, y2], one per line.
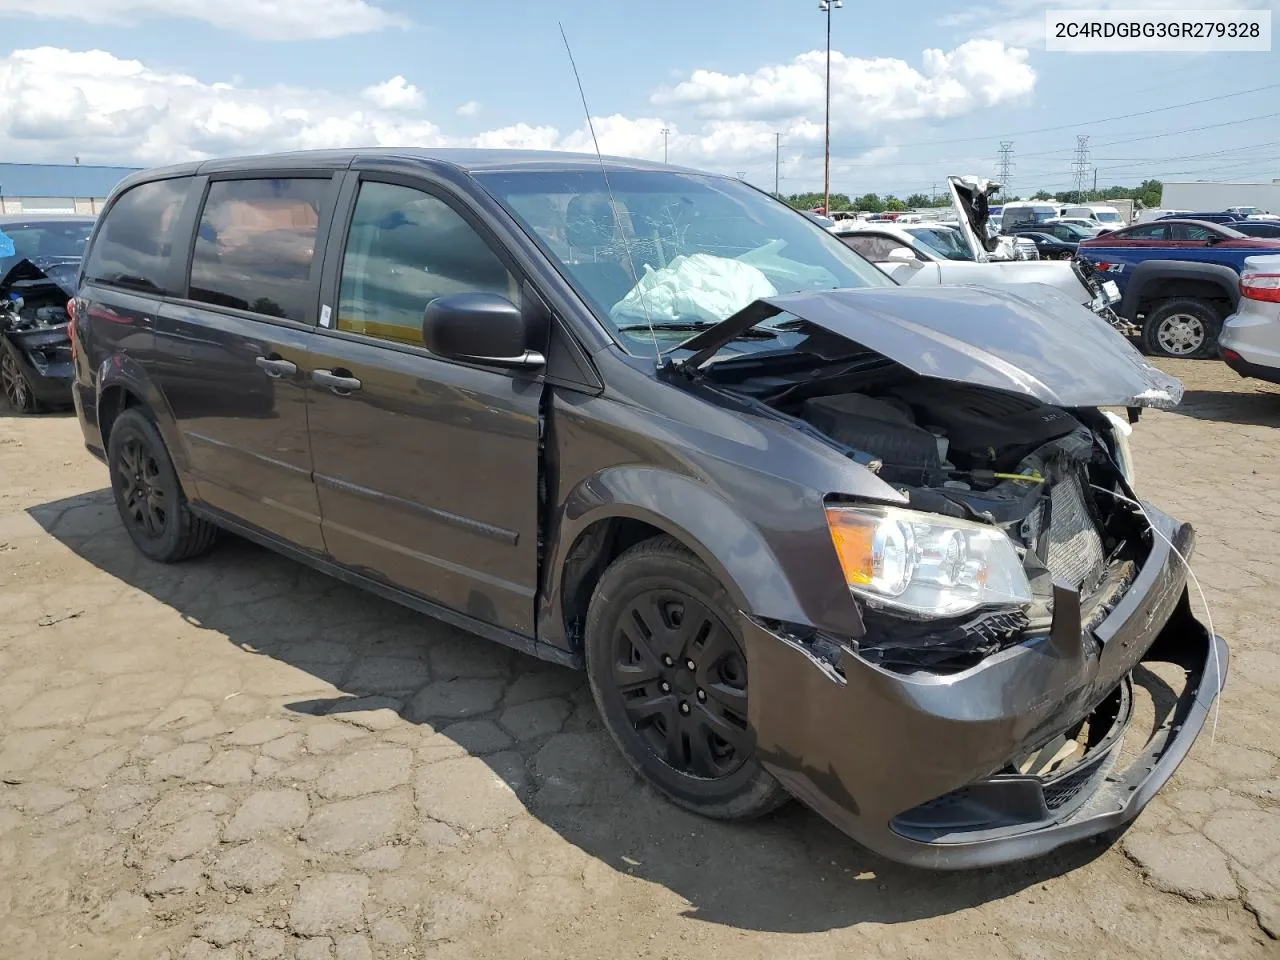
[584, 536, 790, 820]
[107, 408, 219, 563]
[1141, 298, 1222, 359]
[1, 345, 39, 414]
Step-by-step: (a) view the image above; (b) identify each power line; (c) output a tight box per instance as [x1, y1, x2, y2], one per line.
[885, 82, 1280, 150]
[1014, 110, 1280, 159]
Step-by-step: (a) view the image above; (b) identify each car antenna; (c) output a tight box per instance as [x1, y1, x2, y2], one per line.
[558, 22, 661, 367]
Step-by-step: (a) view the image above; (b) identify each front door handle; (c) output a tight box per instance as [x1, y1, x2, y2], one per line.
[312, 369, 362, 394]
[255, 355, 297, 378]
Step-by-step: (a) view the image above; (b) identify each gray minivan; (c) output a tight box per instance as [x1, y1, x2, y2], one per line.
[70, 148, 1226, 869]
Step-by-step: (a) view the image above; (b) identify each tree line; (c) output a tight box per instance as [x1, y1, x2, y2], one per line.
[784, 179, 1163, 213]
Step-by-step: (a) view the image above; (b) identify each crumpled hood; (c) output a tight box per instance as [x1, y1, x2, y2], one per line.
[676, 283, 1184, 410]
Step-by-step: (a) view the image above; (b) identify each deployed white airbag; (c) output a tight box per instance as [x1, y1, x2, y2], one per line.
[609, 253, 777, 325]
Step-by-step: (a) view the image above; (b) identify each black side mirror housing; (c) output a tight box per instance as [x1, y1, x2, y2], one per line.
[422, 293, 545, 370]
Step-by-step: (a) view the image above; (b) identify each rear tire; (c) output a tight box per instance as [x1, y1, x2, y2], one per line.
[107, 408, 219, 563]
[1, 345, 39, 414]
[584, 536, 791, 821]
[1141, 298, 1222, 359]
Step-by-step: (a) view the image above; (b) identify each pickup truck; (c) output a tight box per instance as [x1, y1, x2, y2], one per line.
[1076, 218, 1280, 358]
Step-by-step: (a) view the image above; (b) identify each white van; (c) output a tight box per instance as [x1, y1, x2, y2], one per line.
[1061, 204, 1124, 227]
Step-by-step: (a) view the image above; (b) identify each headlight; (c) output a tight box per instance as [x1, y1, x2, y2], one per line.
[1102, 411, 1136, 488]
[825, 505, 1033, 617]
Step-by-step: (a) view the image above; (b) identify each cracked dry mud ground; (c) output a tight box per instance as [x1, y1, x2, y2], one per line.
[0, 357, 1277, 960]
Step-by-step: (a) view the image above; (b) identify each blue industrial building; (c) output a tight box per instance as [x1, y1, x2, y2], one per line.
[0, 161, 142, 215]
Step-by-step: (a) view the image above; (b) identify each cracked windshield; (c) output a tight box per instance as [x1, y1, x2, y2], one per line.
[479, 170, 891, 355]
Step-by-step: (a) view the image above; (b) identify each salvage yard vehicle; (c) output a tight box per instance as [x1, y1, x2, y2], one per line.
[1006, 230, 1077, 261]
[71, 149, 1226, 869]
[1220, 254, 1280, 384]
[0, 214, 95, 412]
[1076, 218, 1280, 359]
[833, 218, 1122, 325]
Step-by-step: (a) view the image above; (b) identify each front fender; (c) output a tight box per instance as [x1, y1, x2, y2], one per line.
[538, 465, 820, 653]
[1119, 259, 1240, 319]
[96, 354, 194, 491]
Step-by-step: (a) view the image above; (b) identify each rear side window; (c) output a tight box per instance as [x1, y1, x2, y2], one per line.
[1120, 225, 1169, 241]
[84, 178, 191, 294]
[188, 178, 329, 322]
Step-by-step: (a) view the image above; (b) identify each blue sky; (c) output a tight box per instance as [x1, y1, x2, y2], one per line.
[0, 0, 1275, 198]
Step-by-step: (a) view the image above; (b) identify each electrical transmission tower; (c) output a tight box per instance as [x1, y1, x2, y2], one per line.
[997, 142, 1014, 199]
[1072, 135, 1091, 200]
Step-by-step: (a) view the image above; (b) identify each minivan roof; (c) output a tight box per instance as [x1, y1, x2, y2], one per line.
[115, 148, 703, 186]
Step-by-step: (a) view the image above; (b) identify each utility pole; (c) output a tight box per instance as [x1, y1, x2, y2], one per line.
[775, 132, 782, 196]
[661, 127, 670, 164]
[1072, 135, 1091, 201]
[1093, 167, 1098, 193]
[818, 0, 842, 215]
[997, 141, 1014, 200]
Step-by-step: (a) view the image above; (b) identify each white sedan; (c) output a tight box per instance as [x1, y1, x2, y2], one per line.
[831, 219, 1122, 321]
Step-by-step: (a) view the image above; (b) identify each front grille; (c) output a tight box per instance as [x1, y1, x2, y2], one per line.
[1044, 473, 1106, 592]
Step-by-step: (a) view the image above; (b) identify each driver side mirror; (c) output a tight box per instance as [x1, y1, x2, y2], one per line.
[422, 293, 545, 370]
[886, 247, 920, 263]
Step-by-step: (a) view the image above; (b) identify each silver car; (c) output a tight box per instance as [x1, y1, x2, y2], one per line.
[1220, 254, 1280, 383]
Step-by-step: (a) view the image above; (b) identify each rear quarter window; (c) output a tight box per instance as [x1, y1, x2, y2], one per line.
[187, 178, 330, 322]
[84, 177, 192, 294]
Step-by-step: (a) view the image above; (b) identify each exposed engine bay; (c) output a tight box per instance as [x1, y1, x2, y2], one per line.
[0, 257, 76, 333]
[718, 364, 1151, 671]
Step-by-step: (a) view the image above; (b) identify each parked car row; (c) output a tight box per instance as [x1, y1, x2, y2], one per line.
[1074, 218, 1280, 358]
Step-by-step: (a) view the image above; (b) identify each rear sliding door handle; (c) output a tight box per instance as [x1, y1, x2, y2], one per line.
[255, 355, 297, 378]
[312, 369, 362, 394]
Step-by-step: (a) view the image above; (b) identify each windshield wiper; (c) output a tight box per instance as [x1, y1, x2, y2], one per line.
[616, 321, 778, 339]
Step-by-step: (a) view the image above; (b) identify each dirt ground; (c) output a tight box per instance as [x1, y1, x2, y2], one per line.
[1, 357, 1277, 960]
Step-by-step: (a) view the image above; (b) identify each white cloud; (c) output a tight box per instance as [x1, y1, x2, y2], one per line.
[0, 48, 444, 163]
[469, 123, 560, 150]
[0, 43, 1036, 195]
[0, 0, 404, 41]
[456, 100, 482, 118]
[652, 40, 1036, 128]
[361, 76, 423, 111]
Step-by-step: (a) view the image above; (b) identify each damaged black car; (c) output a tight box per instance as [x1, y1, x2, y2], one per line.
[71, 152, 1226, 869]
[0, 215, 95, 412]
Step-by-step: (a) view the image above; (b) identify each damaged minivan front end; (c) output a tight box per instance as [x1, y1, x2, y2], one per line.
[667, 284, 1227, 868]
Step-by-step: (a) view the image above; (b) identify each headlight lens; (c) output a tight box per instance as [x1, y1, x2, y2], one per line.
[825, 505, 1033, 617]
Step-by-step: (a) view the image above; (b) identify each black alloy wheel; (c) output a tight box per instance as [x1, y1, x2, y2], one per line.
[585, 536, 790, 820]
[1, 347, 37, 413]
[116, 433, 168, 540]
[106, 408, 219, 563]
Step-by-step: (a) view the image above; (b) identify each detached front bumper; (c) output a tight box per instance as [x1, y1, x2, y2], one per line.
[743, 504, 1228, 870]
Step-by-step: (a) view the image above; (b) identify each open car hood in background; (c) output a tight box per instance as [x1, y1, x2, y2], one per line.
[946, 175, 1001, 262]
[0, 256, 81, 300]
[672, 284, 1184, 410]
